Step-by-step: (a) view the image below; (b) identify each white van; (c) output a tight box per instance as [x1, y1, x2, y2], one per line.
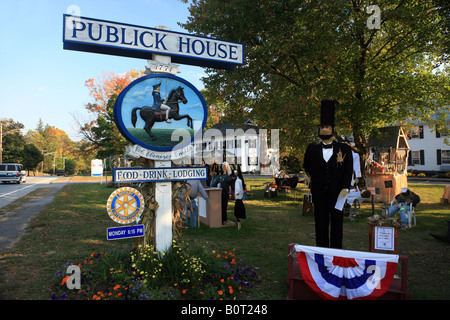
[0, 163, 27, 184]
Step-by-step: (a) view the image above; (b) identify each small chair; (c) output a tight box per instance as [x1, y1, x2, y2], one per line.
[344, 198, 361, 221]
[390, 200, 417, 228]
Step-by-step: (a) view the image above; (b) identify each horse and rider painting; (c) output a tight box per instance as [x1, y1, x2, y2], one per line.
[114, 74, 207, 151]
[148, 82, 178, 123]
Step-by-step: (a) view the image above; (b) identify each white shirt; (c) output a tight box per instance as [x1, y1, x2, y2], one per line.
[322, 142, 333, 162]
[234, 177, 244, 200]
[352, 151, 361, 178]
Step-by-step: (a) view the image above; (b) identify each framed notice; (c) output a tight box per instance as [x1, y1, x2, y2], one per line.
[374, 226, 396, 251]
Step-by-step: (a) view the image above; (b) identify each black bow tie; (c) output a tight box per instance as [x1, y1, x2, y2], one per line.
[322, 144, 333, 149]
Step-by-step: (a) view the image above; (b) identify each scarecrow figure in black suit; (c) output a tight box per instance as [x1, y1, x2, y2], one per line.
[303, 100, 353, 249]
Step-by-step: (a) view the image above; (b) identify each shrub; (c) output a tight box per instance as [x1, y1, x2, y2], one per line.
[50, 240, 259, 300]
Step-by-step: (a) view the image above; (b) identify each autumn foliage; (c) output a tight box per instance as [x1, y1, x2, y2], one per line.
[80, 69, 144, 157]
[84, 70, 143, 116]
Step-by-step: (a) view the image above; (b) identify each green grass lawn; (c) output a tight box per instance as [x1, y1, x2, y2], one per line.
[0, 177, 449, 299]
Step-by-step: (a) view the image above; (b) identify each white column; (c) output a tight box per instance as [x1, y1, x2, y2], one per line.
[154, 160, 172, 253]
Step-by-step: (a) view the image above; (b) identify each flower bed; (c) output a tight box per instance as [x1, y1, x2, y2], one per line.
[50, 240, 260, 300]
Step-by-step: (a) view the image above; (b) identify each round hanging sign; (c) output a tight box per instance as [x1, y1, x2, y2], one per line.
[114, 74, 208, 152]
[106, 187, 145, 224]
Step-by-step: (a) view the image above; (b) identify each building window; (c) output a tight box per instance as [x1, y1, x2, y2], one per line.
[248, 156, 258, 165]
[410, 150, 425, 165]
[411, 151, 421, 165]
[436, 124, 450, 138]
[226, 139, 234, 150]
[442, 150, 450, 164]
[409, 126, 423, 139]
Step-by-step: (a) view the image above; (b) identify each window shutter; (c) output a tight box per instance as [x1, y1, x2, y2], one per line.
[436, 128, 441, 138]
[437, 149, 442, 165]
[420, 150, 425, 165]
[419, 126, 424, 139]
[407, 150, 412, 166]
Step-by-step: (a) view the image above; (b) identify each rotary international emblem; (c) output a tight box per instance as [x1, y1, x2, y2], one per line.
[106, 187, 145, 224]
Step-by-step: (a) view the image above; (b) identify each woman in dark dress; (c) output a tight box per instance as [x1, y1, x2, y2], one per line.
[234, 165, 246, 230]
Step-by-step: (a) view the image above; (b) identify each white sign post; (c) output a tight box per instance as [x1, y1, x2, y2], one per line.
[149, 35, 175, 253]
[154, 160, 172, 252]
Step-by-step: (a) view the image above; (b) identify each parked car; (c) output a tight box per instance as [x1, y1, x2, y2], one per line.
[57, 170, 66, 176]
[0, 163, 27, 184]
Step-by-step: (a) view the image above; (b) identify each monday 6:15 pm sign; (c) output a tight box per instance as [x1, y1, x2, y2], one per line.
[113, 166, 207, 183]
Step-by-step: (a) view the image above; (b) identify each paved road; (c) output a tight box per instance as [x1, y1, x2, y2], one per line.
[0, 176, 65, 209]
[0, 176, 71, 253]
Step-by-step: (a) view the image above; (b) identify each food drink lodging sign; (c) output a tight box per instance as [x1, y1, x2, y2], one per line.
[113, 166, 208, 183]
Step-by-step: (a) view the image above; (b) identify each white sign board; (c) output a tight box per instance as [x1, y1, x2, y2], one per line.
[107, 225, 145, 241]
[91, 159, 103, 177]
[63, 15, 244, 70]
[113, 166, 207, 183]
[374, 226, 396, 251]
[125, 144, 195, 161]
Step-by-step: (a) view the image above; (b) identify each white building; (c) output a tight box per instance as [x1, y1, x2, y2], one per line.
[406, 121, 450, 171]
[193, 120, 278, 173]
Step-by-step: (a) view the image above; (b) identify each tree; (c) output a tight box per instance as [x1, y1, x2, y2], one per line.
[1, 118, 25, 163]
[78, 70, 143, 158]
[1, 119, 45, 172]
[90, 93, 130, 159]
[22, 143, 43, 173]
[180, 0, 450, 180]
[26, 119, 76, 173]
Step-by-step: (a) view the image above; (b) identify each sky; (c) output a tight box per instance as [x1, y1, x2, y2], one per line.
[0, 0, 207, 141]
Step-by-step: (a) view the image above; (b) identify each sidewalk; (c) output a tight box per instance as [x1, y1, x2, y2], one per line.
[0, 183, 68, 253]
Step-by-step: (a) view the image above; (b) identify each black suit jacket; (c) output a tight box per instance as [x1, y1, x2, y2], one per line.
[303, 141, 353, 205]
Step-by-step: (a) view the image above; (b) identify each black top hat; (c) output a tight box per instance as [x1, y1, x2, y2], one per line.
[320, 99, 336, 127]
[153, 82, 161, 91]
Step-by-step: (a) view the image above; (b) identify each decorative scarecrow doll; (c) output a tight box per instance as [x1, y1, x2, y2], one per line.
[303, 100, 353, 248]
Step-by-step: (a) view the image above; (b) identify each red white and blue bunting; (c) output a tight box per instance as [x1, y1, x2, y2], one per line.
[293, 245, 399, 300]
